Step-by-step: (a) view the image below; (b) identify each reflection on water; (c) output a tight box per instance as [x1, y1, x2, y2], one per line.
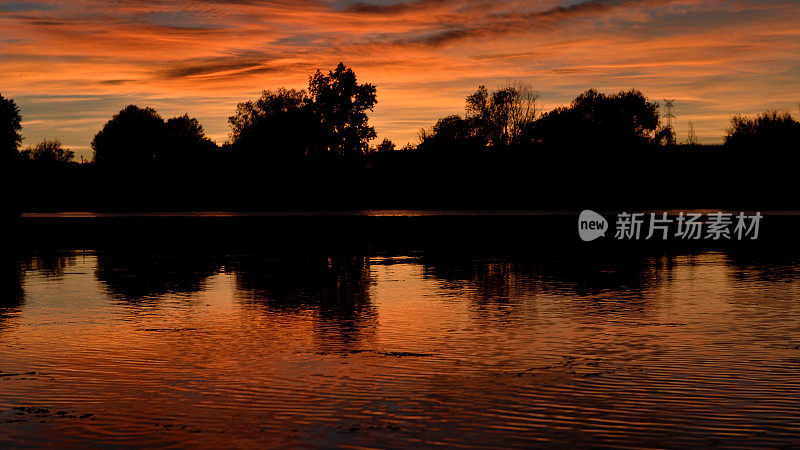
[2, 246, 800, 447]
[234, 255, 377, 352]
[95, 250, 220, 299]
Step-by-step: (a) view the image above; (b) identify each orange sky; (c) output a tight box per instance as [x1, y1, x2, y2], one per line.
[2, 0, 799, 159]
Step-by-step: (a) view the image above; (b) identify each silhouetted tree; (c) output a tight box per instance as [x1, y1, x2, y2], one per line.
[652, 125, 676, 146]
[419, 115, 486, 154]
[375, 138, 396, 152]
[228, 88, 317, 161]
[466, 83, 539, 150]
[92, 105, 166, 166]
[163, 114, 217, 164]
[309, 62, 378, 156]
[0, 93, 22, 165]
[532, 89, 660, 148]
[725, 111, 800, 149]
[20, 139, 74, 165]
[229, 64, 377, 160]
[0, 94, 22, 215]
[93, 105, 216, 166]
[687, 122, 698, 145]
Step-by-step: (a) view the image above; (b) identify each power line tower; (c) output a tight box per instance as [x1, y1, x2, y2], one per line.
[663, 99, 676, 129]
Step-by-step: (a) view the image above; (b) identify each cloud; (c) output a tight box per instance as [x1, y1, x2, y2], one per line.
[391, 0, 620, 46]
[343, 0, 451, 14]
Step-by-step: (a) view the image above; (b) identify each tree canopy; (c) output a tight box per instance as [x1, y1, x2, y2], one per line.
[92, 105, 215, 166]
[308, 62, 377, 156]
[419, 84, 540, 154]
[725, 111, 800, 150]
[375, 138, 396, 153]
[419, 115, 486, 154]
[21, 139, 74, 165]
[228, 88, 316, 161]
[164, 114, 217, 163]
[532, 89, 660, 148]
[92, 105, 165, 166]
[0, 93, 23, 164]
[228, 63, 377, 161]
[465, 84, 539, 150]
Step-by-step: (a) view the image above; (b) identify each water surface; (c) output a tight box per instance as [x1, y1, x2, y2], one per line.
[2, 236, 800, 447]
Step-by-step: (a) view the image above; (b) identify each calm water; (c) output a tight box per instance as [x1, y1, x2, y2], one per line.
[2, 241, 800, 446]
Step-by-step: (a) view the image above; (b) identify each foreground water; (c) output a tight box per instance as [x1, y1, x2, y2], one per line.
[2, 222, 800, 446]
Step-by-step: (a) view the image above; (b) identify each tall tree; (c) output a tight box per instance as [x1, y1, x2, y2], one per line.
[466, 83, 539, 150]
[308, 63, 377, 156]
[0, 93, 23, 164]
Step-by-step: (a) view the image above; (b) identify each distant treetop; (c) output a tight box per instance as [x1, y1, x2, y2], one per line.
[21, 139, 74, 165]
[725, 111, 800, 150]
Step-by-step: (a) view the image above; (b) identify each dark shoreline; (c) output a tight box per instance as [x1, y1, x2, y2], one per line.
[9, 146, 800, 213]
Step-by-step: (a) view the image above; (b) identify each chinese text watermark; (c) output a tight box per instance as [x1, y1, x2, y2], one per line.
[579, 211, 761, 242]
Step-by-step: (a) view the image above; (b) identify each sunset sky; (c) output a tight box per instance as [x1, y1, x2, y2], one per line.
[1, 0, 799, 159]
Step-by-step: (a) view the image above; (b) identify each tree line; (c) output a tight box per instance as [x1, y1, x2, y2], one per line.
[2, 62, 800, 170]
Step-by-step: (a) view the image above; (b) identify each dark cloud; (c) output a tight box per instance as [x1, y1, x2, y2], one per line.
[160, 61, 266, 79]
[344, 0, 450, 14]
[393, 0, 675, 46]
[157, 53, 311, 80]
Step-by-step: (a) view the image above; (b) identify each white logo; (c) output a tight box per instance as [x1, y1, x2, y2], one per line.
[578, 210, 608, 241]
[578, 210, 762, 242]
